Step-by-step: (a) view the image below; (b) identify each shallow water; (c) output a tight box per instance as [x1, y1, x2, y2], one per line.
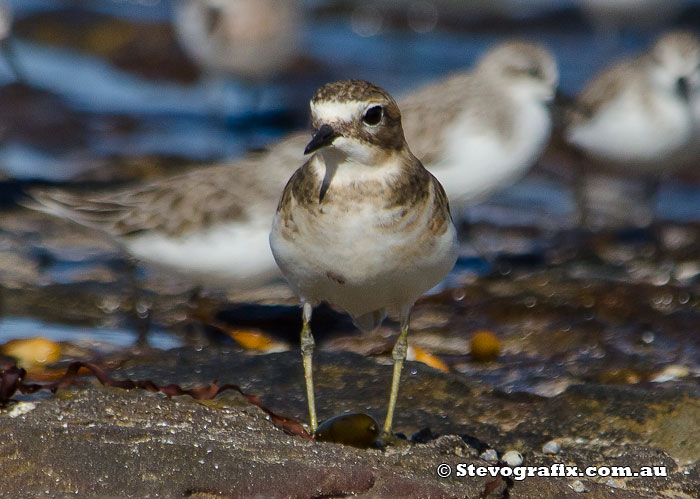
[0, 316, 182, 351]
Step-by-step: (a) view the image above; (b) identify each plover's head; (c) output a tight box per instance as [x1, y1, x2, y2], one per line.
[649, 30, 700, 99]
[477, 41, 559, 104]
[305, 80, 407, 164]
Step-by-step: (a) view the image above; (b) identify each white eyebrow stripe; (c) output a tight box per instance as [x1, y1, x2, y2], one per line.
[311, 100, 364, 122]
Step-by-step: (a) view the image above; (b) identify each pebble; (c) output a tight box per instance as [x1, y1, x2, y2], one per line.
[479, 449, 498, 463]
[314, 413, 379, 449]
[651, 365, 689, 383]
[570, 480, 586, 493]
[502, 450, 523, 466]
[542, 440, 561, 455]
[7, 402, 37, 418]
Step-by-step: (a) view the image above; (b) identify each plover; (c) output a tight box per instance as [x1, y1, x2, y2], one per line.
[269, 80, 458, 435]
[564, 30, 700, 225]
[172, 0, 302, 81]
[401, 40, 559, 210]
[27, 40, 555, 287]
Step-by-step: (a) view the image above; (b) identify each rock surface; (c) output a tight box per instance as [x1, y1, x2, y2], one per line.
[2, 350, 700, 498]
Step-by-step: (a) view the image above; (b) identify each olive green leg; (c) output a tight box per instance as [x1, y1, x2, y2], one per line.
[382, 305, 412, 437]
[300, 302, 317, 433]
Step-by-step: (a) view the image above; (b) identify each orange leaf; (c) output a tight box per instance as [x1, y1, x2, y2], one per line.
[228, 329, 275, 351]
[411, 345, 449, 373]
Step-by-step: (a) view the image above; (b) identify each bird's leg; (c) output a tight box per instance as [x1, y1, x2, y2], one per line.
[457, 206, 471, 242]
[124, 257, 151, 348]
[643, 175, 663, 253]
[572, 157, 590, 230]
[643, 175, 661, 227]
[382, 304, 412, 437]
[459, 207, 497, 268]
[300, 301, 317, 433]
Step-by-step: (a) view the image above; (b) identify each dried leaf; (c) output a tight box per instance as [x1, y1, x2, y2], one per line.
[228, 329, 276, 351]
[1, 337, 61, 368]
[411, 346, 449, 373]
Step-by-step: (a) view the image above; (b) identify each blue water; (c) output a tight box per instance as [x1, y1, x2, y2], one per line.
[0, 317, 182, 351]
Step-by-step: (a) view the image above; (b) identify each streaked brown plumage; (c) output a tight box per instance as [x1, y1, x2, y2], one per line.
[270, 80, 457, 437]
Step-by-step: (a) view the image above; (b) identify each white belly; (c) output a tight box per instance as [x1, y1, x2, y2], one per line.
[270, 204, 457, 318]
[126, 215, 280, 288]
[567, 90, 693, 172]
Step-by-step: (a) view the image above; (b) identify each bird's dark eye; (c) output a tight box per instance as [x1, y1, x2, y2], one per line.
[204, 6, 223, 34]
[527, 66, 542, 79]
[362, 105, 383, 126]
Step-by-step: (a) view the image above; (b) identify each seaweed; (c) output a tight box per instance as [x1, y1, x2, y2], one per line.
[0, 360, 311, 439]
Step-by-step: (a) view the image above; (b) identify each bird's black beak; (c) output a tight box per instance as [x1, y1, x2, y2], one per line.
[304, 124, 338, 155]
[677, 76, 690, 101]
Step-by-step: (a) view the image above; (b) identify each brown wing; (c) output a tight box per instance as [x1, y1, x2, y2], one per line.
[27, 160, 281, 238]
[26, 131, 311, 238]
[27, 165, 244, 237]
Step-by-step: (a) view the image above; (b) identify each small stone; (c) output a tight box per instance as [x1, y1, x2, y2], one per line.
[479, 449, 498, 463]
[502, 450, 523, 466]
[542, 440, 560, 455]
[674, 261, 700, 281]
[7, 402, 37, 418]
[314, 413, 379, 449]
[651, 365, 689, 383]
[570, 480, 586, 493]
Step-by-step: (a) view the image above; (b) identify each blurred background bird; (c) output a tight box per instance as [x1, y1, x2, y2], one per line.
[171, 0, 302, 82]
[401, 40, 558, 215]
[563, 30, 700, 228]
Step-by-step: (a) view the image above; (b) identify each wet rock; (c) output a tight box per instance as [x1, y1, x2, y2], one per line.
[542, 440, 561, 455]
[1, 349, 699, 496]
[0, 386, 481, 498]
